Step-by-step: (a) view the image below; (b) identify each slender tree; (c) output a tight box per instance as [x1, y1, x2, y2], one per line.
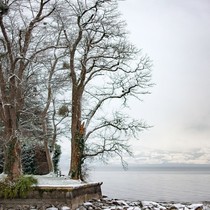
[55, 0, 153, 180]
[39, 50, 69, 174]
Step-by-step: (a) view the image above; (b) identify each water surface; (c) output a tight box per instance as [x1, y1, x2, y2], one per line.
[89, 166, 210, 202]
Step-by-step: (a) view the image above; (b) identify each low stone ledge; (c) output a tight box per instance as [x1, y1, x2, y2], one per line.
[0, 182, 102, 210]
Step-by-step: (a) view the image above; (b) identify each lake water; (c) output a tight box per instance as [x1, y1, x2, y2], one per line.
[89, 166, 210, 202]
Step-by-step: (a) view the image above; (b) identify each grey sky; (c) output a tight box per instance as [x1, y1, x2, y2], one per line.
[117, 0, 210, 164]
[60, 0, 210, 172]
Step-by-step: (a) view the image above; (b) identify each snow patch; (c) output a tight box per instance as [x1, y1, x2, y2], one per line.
[188, 204, 203, 210]
[61, 207, 70, 210]
[46, 207, 58, 210]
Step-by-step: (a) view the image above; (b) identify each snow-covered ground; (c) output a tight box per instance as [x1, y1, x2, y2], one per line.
[33, 174, 84, 187]
[0, 173, 92, 188]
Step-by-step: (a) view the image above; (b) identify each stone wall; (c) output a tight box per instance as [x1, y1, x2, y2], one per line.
[0, 182, 102, 210]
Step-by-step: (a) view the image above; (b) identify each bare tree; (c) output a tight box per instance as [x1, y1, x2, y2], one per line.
[39, 49, 69, 174]
[55, 0, 153, 180]
[0, 0, 56, 180]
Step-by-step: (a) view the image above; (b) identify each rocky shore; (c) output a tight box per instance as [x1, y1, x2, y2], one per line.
[27, 197, 210, 210]
[1, 197, 210, 210]
[76, 197, 210, 210]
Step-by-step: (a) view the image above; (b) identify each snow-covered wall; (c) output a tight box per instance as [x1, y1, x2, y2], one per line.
[0, 182, 102, 210]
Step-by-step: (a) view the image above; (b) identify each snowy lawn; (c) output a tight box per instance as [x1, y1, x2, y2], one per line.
[0, 173, 93, 188]
[33, 174, 84, 188]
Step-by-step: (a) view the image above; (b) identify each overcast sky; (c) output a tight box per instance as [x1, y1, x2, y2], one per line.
[60, 0, 210, 171]
[115, 0, 210, 165]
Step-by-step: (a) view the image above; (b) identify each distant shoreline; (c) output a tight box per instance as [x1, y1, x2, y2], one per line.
[91, 163, 210, 171]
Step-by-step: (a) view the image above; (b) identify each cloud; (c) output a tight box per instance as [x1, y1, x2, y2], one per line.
[131, 148, 210, 165]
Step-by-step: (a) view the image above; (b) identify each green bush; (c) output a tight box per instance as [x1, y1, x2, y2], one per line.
[0, 176, 37, 198]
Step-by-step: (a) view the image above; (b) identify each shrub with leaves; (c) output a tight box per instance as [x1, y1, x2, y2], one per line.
[0, 176, 37, 198]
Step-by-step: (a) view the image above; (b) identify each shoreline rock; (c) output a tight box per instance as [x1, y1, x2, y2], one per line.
[77, 196, 210, 210]
[1, 197, 209, 210]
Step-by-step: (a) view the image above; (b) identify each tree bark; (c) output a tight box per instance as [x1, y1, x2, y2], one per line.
[3, 108, 22, 180]
[44, 138, 54, 173]
[42, 116, 54, 174]
[69, 87, 85, 180]
[4, 136, 22, 180]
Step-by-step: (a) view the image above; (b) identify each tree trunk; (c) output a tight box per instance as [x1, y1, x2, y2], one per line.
[3, 114, 22, 180]
[4, 136, 22, 180]
[69, 88, 85, 180]
[69, 122, 85, 180]
[44, 139, 54, 173]
[42, 116, 54, 174]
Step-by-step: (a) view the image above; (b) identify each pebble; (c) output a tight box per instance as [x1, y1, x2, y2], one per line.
[77, 197, 210, 210]
[0, 197, 209, 210]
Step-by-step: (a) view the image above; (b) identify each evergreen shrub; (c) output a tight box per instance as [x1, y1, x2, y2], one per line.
[0, 176, 37, 198]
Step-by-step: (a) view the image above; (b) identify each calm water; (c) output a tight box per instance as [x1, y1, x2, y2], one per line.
[89, 166, 210, 202]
